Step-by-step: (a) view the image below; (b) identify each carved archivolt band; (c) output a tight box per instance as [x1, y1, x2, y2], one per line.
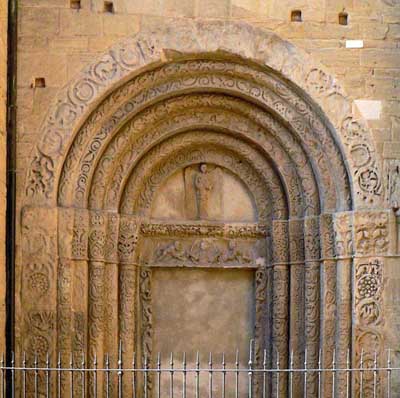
[54, 59, 352, 216]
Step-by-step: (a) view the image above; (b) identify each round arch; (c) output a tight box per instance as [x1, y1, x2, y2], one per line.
[18, 20, 387, 398]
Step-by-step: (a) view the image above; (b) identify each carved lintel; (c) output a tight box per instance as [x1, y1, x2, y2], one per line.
[140, 222, 268, 239]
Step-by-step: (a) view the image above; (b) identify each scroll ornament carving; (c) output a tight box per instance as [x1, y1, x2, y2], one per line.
[355, 212, 389, 255]
[25, 310, 55, 361]
[57, 259, 72, 354]
[355, 259, 383, 326]
[88, 262, 105, 359]
[341, 117, 382, 201]
[139, 268, 152, 363]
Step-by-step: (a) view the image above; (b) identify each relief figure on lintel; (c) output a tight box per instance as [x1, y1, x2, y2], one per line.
[184, 163, 222, 221]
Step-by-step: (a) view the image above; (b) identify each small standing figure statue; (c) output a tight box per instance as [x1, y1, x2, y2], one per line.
[194, 163, 214, 220]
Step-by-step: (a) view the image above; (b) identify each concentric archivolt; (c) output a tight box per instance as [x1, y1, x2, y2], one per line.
[51, 57, 355, 218]
[24, 21, 382, 210]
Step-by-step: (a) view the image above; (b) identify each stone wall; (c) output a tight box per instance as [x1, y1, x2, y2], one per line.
[13, 0, 400, 383]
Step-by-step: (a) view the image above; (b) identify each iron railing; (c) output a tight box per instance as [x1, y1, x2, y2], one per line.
[1, 343, 400, 397]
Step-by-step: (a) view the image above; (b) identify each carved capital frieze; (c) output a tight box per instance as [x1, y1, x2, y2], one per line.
[320, 214, 335, 259]
[333, 212, 353, 258]
[304, 217, 320, 261]
[118, 216, 140, 264]
[289, 219, 304, 263]
[272, 220, 289, 264]
[72, 208, 89, 260]
[354, 211, 391, 256]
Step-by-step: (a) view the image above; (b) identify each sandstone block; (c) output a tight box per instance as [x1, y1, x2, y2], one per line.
[19, 7, 59, 37]
[60, 9, 102, 36]
[103, 14, 140, 36]
[361, 49, 400, 68]
[18, 52, 67, 88]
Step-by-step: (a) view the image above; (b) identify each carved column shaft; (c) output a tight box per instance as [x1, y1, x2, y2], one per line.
[334, 212, 353, 398]
[304, 217, 320, 398]
[289, 219, 305, 397]
[272, 220, 289, 398]
[320, 214, 337, 398]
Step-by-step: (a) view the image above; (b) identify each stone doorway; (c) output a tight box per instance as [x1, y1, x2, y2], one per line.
[17, 20, 387, 396]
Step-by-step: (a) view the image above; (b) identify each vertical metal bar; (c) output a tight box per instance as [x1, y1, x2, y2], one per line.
[235, 350, 239, 398]
[317, 349, 322, 398]
[332, 349, 336, 398]
[132, 353, 136, 398]
[46, 352, 50, 398]
[222, 353, 226, 398]
[248, 341, 253, 398]
[0, 353, 4, 398]
[182, 352, 187, 398]
[387, 349, 391, 398]
[118, 341, 123, 398]
[373, 351, 377, 398]
[70, 353, 74, 398]
[81, 352, 85, 398]
[196, 352, 200, 398]
[170, 353, 174, 398]
[359, 349, 364, 398]
[93, 353, 97, 398]
[156, 353, 161, 398]
[304, 348, 308, 398]
[23, 352, 27, 398]
[105, 354, 110, 398]
[276, 350, 280, 398]
[34, 353, 38, 398]
[11, 351, 15, 398]
[289, 350, 293, 398]
[57, 352, 61, 398]
[262, 349, 267, 398]
[144, 354, 148, 398]
[209, 352, 213, 398]
[346, 349, 350, 398]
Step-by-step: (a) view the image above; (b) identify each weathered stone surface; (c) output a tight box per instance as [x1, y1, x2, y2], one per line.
[0, 1, 397, 396]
